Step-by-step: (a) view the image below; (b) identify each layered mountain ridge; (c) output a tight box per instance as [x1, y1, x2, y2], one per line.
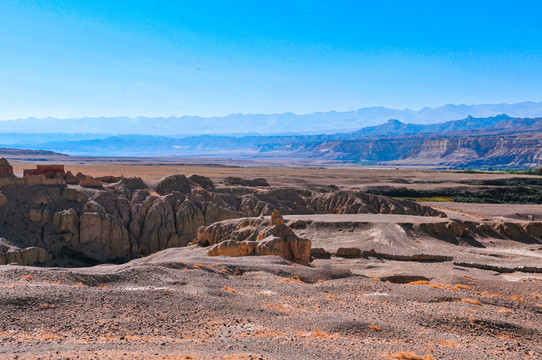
[1, 113, 542, 168]
[2, 101, 542, 136]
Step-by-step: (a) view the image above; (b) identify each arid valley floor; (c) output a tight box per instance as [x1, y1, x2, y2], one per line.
[1, 158, 541, 359]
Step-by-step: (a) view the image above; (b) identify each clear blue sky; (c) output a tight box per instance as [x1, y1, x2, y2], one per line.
[1, 0, 541, 119]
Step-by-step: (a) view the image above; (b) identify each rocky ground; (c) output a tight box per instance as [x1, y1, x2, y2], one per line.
[0, 165, 541, 359]
[0, 245, 541, 359]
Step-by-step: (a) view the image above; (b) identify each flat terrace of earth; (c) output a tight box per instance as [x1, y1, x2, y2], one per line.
[4, 158, 541, 184]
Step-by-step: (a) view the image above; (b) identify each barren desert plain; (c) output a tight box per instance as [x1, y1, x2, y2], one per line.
[1, 157, 541, 360]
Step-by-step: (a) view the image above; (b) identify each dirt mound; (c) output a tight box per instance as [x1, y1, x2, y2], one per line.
[188, 174, 215, 189]
[152, 174, 195, 195]
[224, 177, 270, 187]
[109, 177, 148, 197]
[129, 246, 352, 283]
[238, 188, 316, 216]
[114, 177, 147, 190]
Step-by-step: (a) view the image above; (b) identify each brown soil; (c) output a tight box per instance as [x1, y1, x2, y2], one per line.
[8, 157, 540, 187]
[1, 160, 541, 359]
[1, 247, 541, 360]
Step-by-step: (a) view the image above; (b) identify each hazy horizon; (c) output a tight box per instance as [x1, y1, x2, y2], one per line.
[1, 101, 542, 138]
[1, 100, 542, 122]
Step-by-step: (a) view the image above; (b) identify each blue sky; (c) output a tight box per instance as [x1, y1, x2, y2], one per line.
[1, 0, 541, 119]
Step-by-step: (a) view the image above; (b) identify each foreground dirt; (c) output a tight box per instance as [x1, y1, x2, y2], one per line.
[0, 246, 541, 360]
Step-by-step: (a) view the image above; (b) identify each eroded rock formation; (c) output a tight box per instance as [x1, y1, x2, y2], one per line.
[0, 173, 451, 266]
[0, 237, 52, 265]
[312, 190, 445, 217]
[202, 211, 311, 264]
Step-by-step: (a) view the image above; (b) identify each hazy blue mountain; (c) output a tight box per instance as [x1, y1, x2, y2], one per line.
[1, 101, 542, 136]
[6, 115, 542, 162]
[0, 133, 113, 146]
[344, 114, 515, 138]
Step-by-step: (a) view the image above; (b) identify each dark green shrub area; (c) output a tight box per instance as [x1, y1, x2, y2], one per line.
[512, 168, 542, 175]
[462, 177, 542, 187]
[367, 187, 457, 199]
[454, 187, 542, 204]
[452, 167, 542, 175]
[367, 185, 542, 204]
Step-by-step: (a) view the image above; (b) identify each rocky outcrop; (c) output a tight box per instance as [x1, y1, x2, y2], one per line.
[288, 219, 307, 229]
[63, 187, 88, 203]
[395, 136, 542, 168]
[152, 175, 194, 195]
[223, 177, 270, 187]
[0, 183, 314, 265]
[201, 213, 311, 265]
[109, 177, 148, 198]
[361, 249, 453, 262]
[0, 238, 52, 265]
[0, 192, 7, 207]
[96, 175, 123, 183]
[271, 209, 285, 225]
[65, 171, 77, 184]
[336, 247, 362, 258]
[310, 190, 445, 217]
[237, 188, 315, 216]
[414, 219, 542, 246]
[188, 175, 214, 190]
[454, 262, 542, 274]
[310, 247, 331, 259]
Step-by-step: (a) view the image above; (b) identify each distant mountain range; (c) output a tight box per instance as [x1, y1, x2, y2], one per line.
[1, 113, 541, 169]
[2, 101, 542, 136]
[1, 101, 542, 168]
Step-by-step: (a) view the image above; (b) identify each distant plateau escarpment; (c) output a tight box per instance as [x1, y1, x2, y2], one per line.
[1, 113, 542, 168]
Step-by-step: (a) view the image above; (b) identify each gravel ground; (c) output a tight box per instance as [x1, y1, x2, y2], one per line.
[1, 247, 541, 359]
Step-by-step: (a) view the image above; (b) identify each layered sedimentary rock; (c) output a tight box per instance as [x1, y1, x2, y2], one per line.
[315, 134, 542, 167]
[0, 174, 449, 266]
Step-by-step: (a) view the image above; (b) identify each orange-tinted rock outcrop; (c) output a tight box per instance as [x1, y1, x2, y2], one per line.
[202, 210, 311, 264]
